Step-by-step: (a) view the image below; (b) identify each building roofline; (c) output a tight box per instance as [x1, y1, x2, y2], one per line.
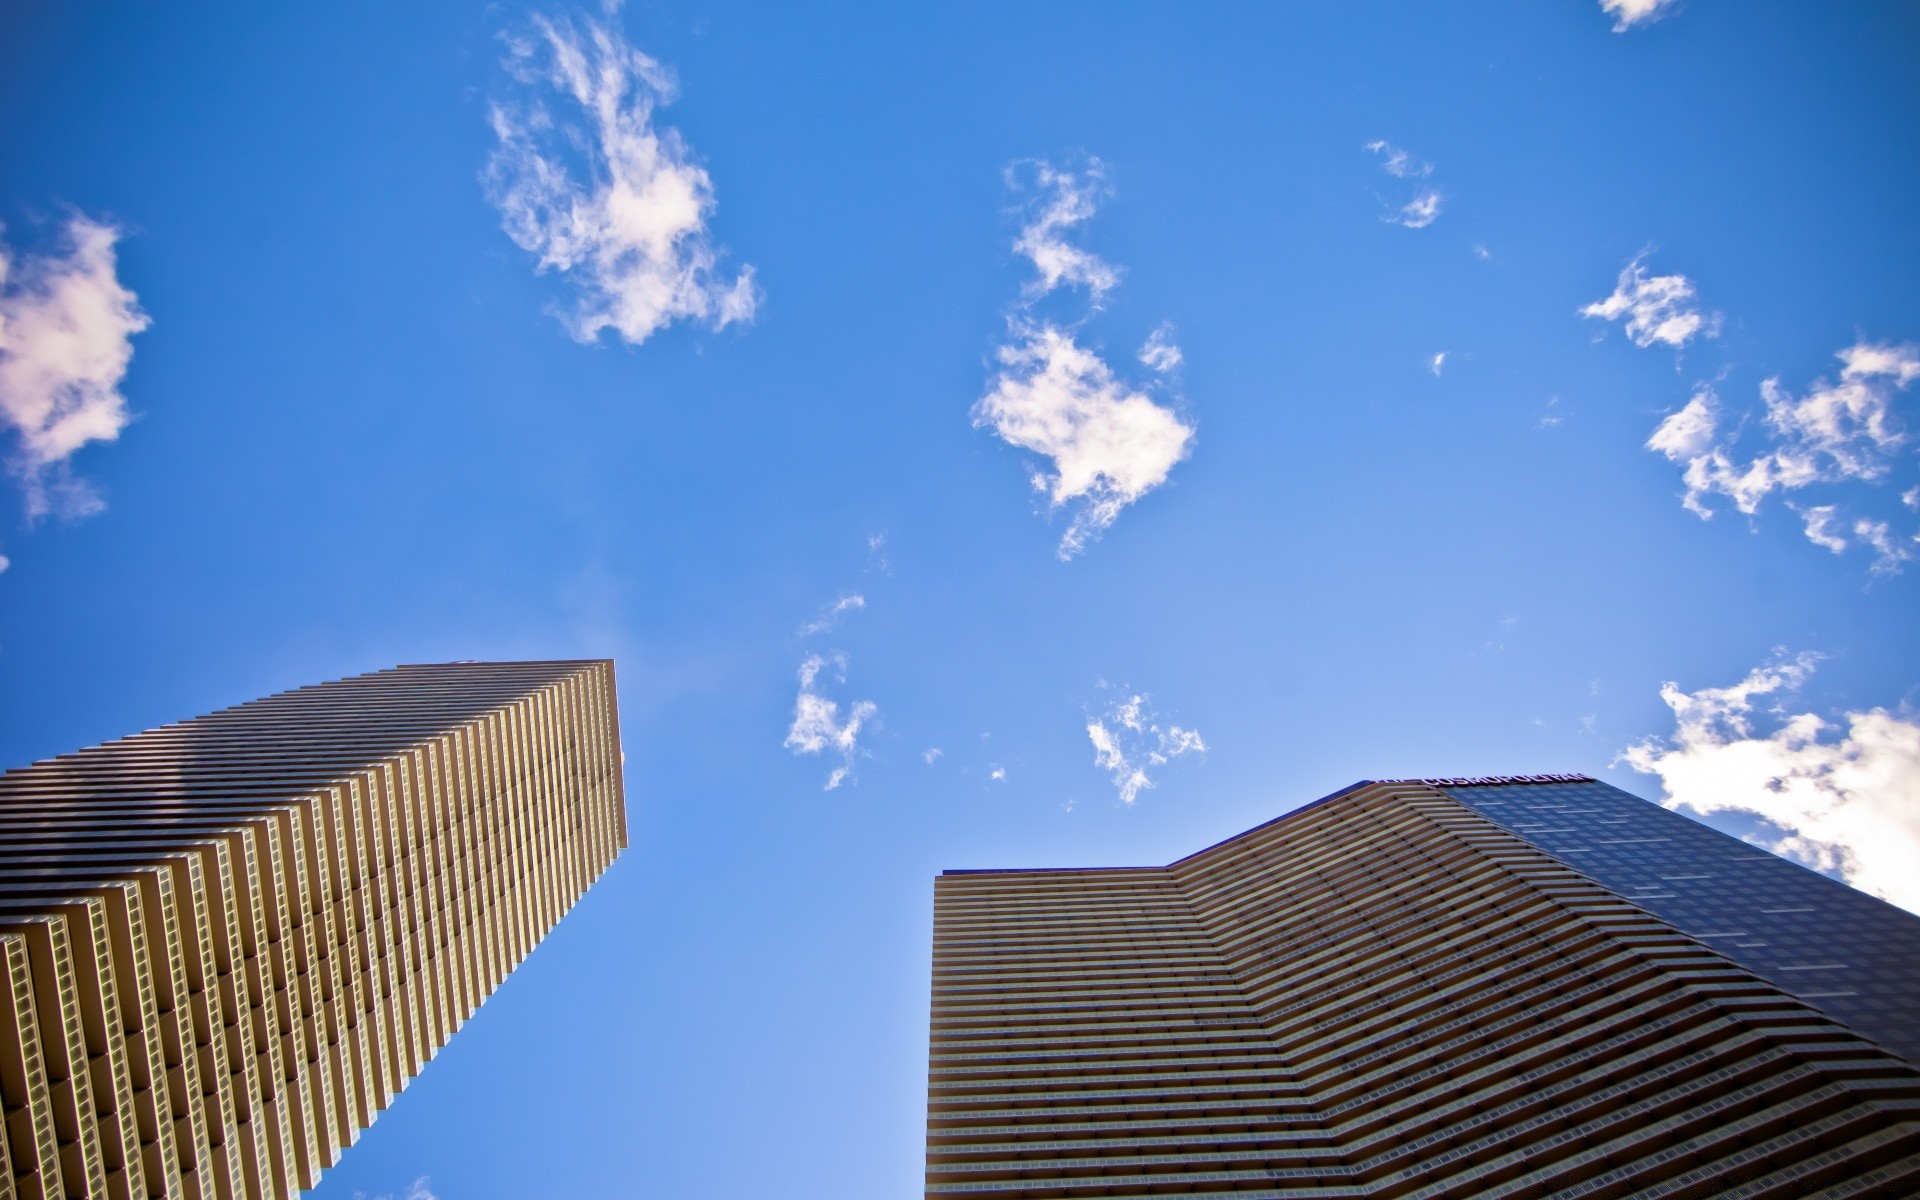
[938, 773, 1597, 878]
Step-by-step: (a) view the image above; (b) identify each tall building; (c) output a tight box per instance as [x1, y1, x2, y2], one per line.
[927, 775, 1920, 1198]
[0, 660, 626, 1200]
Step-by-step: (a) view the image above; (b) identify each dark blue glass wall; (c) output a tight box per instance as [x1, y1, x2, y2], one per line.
[1441, 778, 1920, 1070]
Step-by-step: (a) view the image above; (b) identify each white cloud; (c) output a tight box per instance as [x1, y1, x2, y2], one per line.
[922, 747, 942, 765]
[1784, 506, 1914, 574]
[484, 13, 756, 345]
[1008, 158, 1120, 304]
[1852, 517, 1917, 577]
[1365, 141, 1443, 229]
[1086, 692, 1206, 804]
[1600, 0, 1680, 32]
[0, 554, 9, 574]
[1365, 140, 1427, 180]
[1391, 191, 1443, 230]
[1759, 341, 1916, 483]
[1473, 243, 1492, 261]
[1645, 345, 1920, 570]
[1623, 654, 1920, 916]
[1795, 503, 1850, 554]
[981, 158, 1195, 557]
[1429, 352, 1447, 376]
[989, 766, 1006, 782]
[1139, 324, 1182, 373]
[783, 655, 877, 791]
[974, 325, 1195, 559]
[1582, 254, 1719, 350]
[799, 593, 865, 636]
[0, 214, 149, 519]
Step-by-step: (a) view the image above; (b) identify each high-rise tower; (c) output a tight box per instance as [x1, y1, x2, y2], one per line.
[0, 660, 626, 1200]
[927, 775, 1920, 1198]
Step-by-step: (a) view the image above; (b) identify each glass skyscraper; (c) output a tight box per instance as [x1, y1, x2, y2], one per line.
[927, 775, 1920, 1197]
[0, 660, 625, 1200]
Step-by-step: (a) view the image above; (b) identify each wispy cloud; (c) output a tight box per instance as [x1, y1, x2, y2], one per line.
[1428, 352, 1447, 376]
[976, 327, 1196, 559]
[784, 654, 877, 791]
[1851, 517, 1918, 577]
[1600, 0, 1680, 33]
[1795, 503, 1850, 553]
[1139, 324, 1182, 373]
[976, 157, 1196, 560]
[1086, 691, 1206, 804]
[0, 214, 149, 519]
[1623, 653, 1920, 916]
[1646, 342, 1920, 571]
[1365, 141, 1443, 229]
[1008, 159, 1120, 305]
[484, 12, 756, 345]
[1582, 253, 1719, 350]
[922, 747, 942, 765]
[799, 593, 865, 636]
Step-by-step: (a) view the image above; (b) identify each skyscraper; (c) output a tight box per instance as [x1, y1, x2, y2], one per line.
[0, 660, 625, 1200]
[927, 775, 1920, 1198]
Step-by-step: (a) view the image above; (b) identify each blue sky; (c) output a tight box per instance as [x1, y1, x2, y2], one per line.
[2, 2, 1918, 1196]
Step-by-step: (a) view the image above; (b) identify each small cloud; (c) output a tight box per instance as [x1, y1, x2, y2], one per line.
[1061, 798, 1077, 813]
[1365, 140, 1430, 180]
[989, 766, 1006, 782]
[0, 214, 150, 519]
[1600, 0, 1680, 33]
[1902, 486, 1919, 510]
[799, 593, 865, 637]
[1622, 652, 1920, 915]
[783, 654, 878, 791]
[1086, 691, 1206, 804]
[1392, 191, 1443, 229]
[975, 324, 1195, 559]
[0, 553, 9, 574]
[1538, 395, 1565, 429]
[922, 747, 942, 765]
[1795, 503, 1849, 554]
[1428, 352, 1447, 376]
[1582, 253, 1720, 350]
[1647, 344, 1920, 572]
[1853, 517, 1917, 578]
[1365, 141, 1443, 229]
[484, 12, 757, 345]
[864, 533, 891, 574]
[1139, 324, 1183, 373]
[1007, 157, 1120, 304]
[1472, 243, 1492, 262]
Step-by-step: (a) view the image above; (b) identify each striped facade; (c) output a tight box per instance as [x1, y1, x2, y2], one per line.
[928, 777, 1920, 1198]
[0, 660, 627, 1200]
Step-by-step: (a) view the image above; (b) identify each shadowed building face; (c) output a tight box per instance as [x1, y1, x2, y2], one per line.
[927, 776, 1920, 1199]
[0, 660, 626, 1200]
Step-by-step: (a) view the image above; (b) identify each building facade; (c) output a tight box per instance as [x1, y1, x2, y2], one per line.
[0, 660, 626, 1200]
[927, 775, 1920, 1198]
